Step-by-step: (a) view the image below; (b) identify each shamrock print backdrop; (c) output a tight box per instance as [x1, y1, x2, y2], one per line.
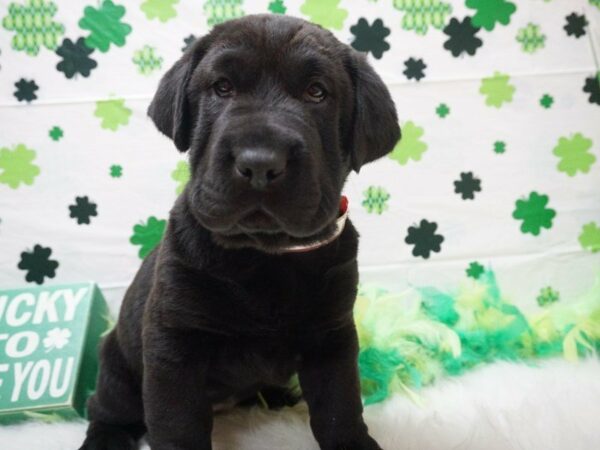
[0, 0, 599, 315]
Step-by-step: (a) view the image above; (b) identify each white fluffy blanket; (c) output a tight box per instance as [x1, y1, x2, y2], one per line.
[2, 358, 599, 450]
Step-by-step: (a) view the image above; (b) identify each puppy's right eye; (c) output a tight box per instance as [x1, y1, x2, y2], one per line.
[304, 83, 327, 103]
[214, 79, 234, 97]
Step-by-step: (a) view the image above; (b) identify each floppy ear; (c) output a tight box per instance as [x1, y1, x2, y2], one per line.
[147, 38, 207, 152]
[346, 52, 401, 172]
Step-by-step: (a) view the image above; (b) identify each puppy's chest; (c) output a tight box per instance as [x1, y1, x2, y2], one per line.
[232, 283, 318, 335]
[190, 256, 356, 336]
[207, 337, 299, 394]
[227, 264, 323, 324]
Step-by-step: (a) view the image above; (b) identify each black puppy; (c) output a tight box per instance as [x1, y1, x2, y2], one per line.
[81, 14, 399, 450]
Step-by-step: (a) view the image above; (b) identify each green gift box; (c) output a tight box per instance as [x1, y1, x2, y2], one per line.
[0, 283, 111, 424]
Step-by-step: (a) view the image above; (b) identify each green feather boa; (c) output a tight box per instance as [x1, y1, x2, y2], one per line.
[355, 270, 600, 405]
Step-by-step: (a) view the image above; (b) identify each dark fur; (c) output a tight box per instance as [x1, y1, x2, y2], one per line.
[81, 14, 399, 450]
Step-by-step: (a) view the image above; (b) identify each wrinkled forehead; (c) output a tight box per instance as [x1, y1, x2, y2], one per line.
[196, 24, 347, 87]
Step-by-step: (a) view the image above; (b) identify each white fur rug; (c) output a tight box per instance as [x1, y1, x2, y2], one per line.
[2, 358, 599, 450]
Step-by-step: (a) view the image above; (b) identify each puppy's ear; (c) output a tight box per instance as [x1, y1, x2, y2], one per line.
[147, 38, 208, 151]
[346, 52, 400, 172]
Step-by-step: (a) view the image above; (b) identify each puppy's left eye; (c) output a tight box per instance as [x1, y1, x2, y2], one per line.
[214, 78, 234, 97]
[304, 83, 327, 103]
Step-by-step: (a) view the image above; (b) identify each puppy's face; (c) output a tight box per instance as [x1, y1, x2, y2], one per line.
[149, 15, 400, 252]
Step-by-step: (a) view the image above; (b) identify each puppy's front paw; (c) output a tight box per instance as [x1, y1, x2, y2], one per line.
[336, 434, 383, 450]
[79, 434, 138, 450]
[79, 422, 140, 450]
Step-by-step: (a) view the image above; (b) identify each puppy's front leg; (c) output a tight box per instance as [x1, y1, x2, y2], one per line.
[299, 324, 382, 450]
[143, 325, 213, 450]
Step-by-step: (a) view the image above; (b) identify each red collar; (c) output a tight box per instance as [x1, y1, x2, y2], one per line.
[277, 196, 349, 254]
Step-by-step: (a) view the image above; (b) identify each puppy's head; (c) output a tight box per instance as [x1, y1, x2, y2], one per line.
[149, 14, 400, 252]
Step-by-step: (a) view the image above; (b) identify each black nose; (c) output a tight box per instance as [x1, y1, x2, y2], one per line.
[234, 148, 287, 190]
